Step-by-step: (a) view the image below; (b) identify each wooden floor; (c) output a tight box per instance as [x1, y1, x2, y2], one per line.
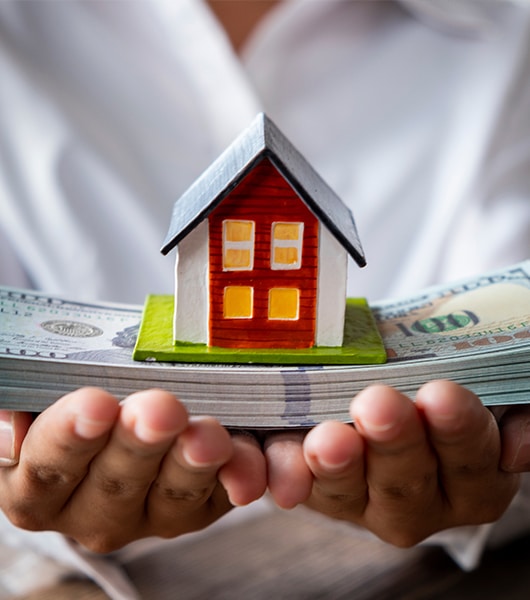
[14, 507, 530, 599]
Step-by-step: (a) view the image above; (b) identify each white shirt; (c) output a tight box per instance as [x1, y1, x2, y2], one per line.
[0, 0, 530, 598]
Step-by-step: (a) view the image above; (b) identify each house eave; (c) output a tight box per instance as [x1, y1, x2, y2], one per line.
[161, 113, 366, 267]
[160, 151, 265, 256]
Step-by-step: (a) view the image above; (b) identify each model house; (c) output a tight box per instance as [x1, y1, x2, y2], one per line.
[160, 113, 366, 350]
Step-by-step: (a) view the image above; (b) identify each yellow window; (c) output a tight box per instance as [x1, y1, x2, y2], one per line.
[224, 248, 252, 269]
[225, 220, 254, 242]
[224, 286, 253, 319]
[223, 220, 255, 270]
[273, 246, 299, 266]
[274, 222, 301, 240]
[268, 288, 300, 320]
[271, 222, 303, 270]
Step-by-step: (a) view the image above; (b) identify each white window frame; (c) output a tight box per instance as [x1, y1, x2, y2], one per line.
[222, 220, 255, 271]
[270, 222, 304, 270]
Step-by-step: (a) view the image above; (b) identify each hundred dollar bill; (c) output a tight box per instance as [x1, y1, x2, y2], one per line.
[1, 260, 529, 427]
[0, 288, 141, 364]
[374, 261, 530, 360]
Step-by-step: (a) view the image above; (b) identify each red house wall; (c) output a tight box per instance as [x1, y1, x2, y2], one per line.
[208, 157, 318, 349]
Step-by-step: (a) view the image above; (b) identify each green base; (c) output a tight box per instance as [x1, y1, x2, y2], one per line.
[133, 295, 387, 365]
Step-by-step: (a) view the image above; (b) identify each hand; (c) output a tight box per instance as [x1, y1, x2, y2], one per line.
[0, 388, 266, 552]
[265, 381, 521, 547]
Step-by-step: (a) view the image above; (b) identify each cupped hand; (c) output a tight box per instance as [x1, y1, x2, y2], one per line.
[0, 388, 266, 552]
[265, 381, 521, 547]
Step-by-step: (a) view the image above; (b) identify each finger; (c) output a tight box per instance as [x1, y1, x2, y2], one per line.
[351, 385, 439, 537]
[218, 432, 267, 506]
[416, 380, 519, 521]
[0, 411, 33, 466]
[302, 420, 367, 519]
[145, 416, 234, 538]
[0, 388, 120, 530]
[69, 389, 189, 545]
[498, 406, 530, 472]
[264, 430, 311, 508]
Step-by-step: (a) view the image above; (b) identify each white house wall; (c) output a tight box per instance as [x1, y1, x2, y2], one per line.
[173, 220, 209, 343]
[315, 224, 347, 346]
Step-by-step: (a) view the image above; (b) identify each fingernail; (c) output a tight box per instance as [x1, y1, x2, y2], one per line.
[134, 420, 175, 444]
[178, 417, 228, 468]
[181, 447, 218, 468]
[0, 413, 15, 466]
[74, 415, 113, 440]
[314, 455, 352, 473]
[353, 409, 399, 440]
[357, 418, 396, 433]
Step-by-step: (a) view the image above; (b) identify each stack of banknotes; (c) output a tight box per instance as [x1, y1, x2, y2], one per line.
[1, 261, 529, 429]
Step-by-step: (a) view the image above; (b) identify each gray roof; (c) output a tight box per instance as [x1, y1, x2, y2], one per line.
[161, 113, 366, 267]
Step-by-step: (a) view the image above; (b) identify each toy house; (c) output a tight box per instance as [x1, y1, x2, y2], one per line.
[133, 113, 386, 364]
[161, 113, 365, 349]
